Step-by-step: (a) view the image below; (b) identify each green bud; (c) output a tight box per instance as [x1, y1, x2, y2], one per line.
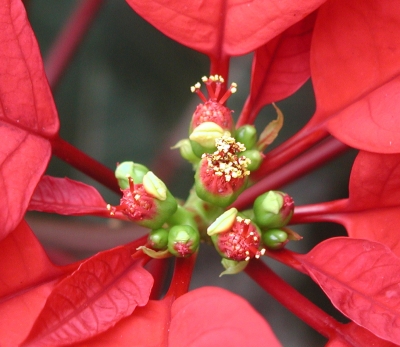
[142, 171, 168, 201]
[189, 139, 215, 158]
[235, 125, 257, 149]
[207, 208, 238, 236]
[148, 228, 169, 250]
[240, 149, 262, 171]
[189, 122, 231, 158]
[253, 190, 294, 229]
[189, 122, 227, 148]
[172, 139, 200, 164]
[262, 229, 288, 250]
[167, 205, 198, 231]
[168, 225, 200, 257]
[115, 161, 149, 189]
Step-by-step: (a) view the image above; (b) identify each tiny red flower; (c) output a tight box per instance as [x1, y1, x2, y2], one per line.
[211, 213, 265, 261]
[190, 75, 236, 132]
[108, 174, 177, 229]
[195, 136, 250, 207]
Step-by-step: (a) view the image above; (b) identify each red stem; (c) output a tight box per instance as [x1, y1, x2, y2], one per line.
[45, 0, 104, 89]
[210, 55, 230, 90]
[291, 199, 349, 224]
[165, 253, 197, 299]
[253, 123, 329, 180]
[51, 136, 120, 194]
[245, 259, 342, 340]
[263, 248, 307, 274]
[233, 136, 350, 210]
[235, 96, 253, 128]
[147, 258, 170, 300]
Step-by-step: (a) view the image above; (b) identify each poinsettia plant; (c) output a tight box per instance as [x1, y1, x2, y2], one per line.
[2, 0, 400, 346]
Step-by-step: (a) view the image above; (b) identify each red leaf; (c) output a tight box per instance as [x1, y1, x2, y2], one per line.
[297, 237, 400, 345]
[22, 246, 154, 347]
[125, 0, 325, 57]
[28, 176, 109, 217]
[0, 0, 59, 238]
[244, 12, 316, 120]
[71, 287, 281, 346]
[310, 0, 400, 152]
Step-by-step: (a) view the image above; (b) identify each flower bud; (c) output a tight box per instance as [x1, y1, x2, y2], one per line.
[262, 229, 288, 250]
[172, 139, 200, 164]
[240, 149, 262, 171]
[235, 125, 257, 149]
[168, 225, 200, 257]
[208, 208, 265, 261]
[253, 191, 294, 229]
[148, 228, 169, 250]
[195, 136, 250, 207]
[190, 122, 228, 149]
[115, 161, 149, 189]
[108, 174, 177, 229]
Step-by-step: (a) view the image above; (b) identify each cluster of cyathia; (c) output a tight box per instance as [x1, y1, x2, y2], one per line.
[108, 76, 298, 274]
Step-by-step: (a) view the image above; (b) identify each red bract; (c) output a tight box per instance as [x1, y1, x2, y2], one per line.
[22, 247, 153, 347]
[28, 176, 110, 217]
[344, 151, 400, 255]
[310, 0, 400, 152]
[3, 0, 400, 345]
[238, 12, 316, 126]
[125, 0, 325, 57]
[293, 150, 400, 256]
[72, 287, 281, 347]
[0, 221, 68, 346]
[0, 0, 59, 239]
[296, 237, 400, 345]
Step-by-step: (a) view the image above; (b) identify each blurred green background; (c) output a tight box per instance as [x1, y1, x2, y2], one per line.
[26, 1, 356, 346]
